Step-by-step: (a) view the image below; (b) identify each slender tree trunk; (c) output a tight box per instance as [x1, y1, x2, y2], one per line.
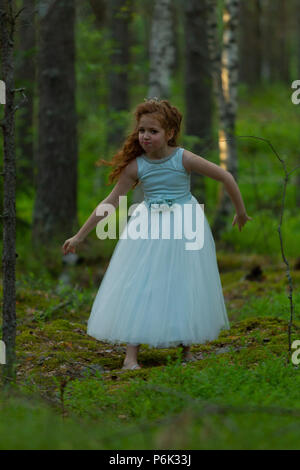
[106, 0, 132, 148]
[88, 0, 107, 27]
[148, 0, 175, 99]
[296, 0, 300, 208]
[0, 0, 17, 385]
[183, 0, 213, 206]
[276, 0, 290, 83]
[133, 0, 176, 205]
[15, 0, 36, 187]
[171, 0, 181, 76]
[238, 0, 262, 86]
[206, 0, 240, 241]
[261, 0, 290, 83]
[32, 0, 78, 247]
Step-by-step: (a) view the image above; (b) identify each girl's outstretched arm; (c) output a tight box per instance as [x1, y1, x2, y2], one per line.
[62, 160, 138, 254]
[183, 149, 252, 231]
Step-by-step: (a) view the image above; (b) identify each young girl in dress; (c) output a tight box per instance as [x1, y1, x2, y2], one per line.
[62, 98, 252, 371]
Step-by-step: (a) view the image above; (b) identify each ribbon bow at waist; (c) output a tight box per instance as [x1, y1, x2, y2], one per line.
[144, 193, 192, 211]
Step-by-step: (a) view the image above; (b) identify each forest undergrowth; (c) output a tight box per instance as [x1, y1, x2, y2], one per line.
[1, 252, 300, 450]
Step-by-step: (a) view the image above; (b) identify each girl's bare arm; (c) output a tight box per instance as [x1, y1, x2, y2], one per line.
[75, 160, 138, 242]
[183, 149, 247, 216]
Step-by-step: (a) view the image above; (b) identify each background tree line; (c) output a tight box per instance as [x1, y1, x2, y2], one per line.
[1, 0, 300, 381]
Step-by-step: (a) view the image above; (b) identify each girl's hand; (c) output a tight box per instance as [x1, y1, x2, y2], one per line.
[62, 235, 83, 255]
[232, 213, 252, 232]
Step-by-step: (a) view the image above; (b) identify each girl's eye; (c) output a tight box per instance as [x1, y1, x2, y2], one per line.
[139, 130, 157, 134]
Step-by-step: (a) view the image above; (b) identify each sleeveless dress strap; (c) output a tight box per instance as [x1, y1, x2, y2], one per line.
[174, 147, 185, 171]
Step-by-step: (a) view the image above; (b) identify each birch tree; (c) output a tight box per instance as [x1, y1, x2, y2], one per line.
[148, 0, 175, 99]
[133, 0, 175, 204]
[205, 0, 240, 240]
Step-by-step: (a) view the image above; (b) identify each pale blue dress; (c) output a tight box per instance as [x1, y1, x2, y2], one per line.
[87, 147, 230, 348]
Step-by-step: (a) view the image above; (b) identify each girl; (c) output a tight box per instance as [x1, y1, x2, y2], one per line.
[62, 98, 252, 371]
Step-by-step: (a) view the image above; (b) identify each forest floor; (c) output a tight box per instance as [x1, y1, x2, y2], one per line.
[1, 251, 300, 449]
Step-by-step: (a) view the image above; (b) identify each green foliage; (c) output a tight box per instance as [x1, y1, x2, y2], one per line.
[1, 352, 300, 449]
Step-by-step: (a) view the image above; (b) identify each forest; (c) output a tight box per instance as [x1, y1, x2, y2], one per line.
[0, 0, 300, 452]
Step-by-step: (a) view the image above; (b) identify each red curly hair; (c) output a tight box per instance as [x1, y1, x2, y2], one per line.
[96, 98, 183, 189]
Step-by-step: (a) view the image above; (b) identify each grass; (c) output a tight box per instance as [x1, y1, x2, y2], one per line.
[1, 252, 300, 449]
[1, 350, 300, 449]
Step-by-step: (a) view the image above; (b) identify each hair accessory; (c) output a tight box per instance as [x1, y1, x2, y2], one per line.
[144, 96, 160, 102]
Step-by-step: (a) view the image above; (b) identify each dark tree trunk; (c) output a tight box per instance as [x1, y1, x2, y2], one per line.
[171, 0, 181, 76]
[15, 0, 36, 187]
[88, 0, 107, 27]
[238, 0, 262, 86]
[183, 0, 213, 205]
[32, 0, 78, 247]
[261, 0, 290, 83]
[296, 0, 300, 208]
[106, 0, 132, 148]
[0, 0, 17, 384]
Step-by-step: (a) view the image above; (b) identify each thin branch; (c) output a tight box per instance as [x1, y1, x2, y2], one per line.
[14, 7, 26, 22]
[185, 133, 298, 353]
[11, 87, 28, 113]
[222, 134, 299, 353]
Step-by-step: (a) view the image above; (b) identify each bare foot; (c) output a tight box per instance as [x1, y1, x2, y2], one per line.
[179, 345, 197, 362]
[179, 344, 193, 361]
[122, 360, 142, 370]
[183, 351, 194, 360]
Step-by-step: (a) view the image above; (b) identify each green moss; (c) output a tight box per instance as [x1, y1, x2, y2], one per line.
[16, 330, 43, 345]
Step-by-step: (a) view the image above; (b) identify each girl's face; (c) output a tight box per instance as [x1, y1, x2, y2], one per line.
[138, 114, 173, 153]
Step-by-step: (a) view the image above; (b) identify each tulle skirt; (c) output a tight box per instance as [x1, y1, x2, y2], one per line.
[87, 195, 230, 348]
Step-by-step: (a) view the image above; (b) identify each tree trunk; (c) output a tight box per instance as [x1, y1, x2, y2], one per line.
[171, 0, 181, 76]
[276, 0, 290, 83]
[148, 0, 175, 99]
[106, 0, 132, 148]
[133, 0, 176, 205]
[183, 0, 213, 206]
[15, 0, 36, 187]
[32, 0, 78, 247]
[88, 0, 107, 28]
[0, 0, 17, 385]
[206, 0, 240, 242]
[261, 0, 290, 83]
[296, 0, 300, 208]
[238, 0, 262, 87]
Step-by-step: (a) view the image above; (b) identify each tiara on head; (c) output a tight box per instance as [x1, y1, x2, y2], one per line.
[144, 96, 160, 102]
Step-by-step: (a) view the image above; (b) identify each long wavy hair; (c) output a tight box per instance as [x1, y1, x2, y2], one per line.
[96, 98, 183, 189]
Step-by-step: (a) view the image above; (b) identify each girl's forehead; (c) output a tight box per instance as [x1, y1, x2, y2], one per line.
[138, 115, 163, 128]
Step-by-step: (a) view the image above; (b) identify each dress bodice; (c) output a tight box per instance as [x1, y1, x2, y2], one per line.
[136, 147, 192, 206]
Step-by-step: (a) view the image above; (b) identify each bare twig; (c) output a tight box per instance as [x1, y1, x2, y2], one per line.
[11, 87, 28, 113]
[232, 135, 300, 353]
[14, 7, 26, 22]
[197, 133, 299, 353]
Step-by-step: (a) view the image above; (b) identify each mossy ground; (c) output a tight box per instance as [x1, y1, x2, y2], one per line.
[1, 253, 300, 449]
